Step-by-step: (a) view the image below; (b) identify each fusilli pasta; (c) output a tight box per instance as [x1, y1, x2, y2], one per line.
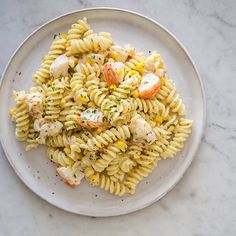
[10, 17, 193, 197]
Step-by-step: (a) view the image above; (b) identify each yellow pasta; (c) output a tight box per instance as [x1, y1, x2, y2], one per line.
[10, 17, 193, 197]
[32, 36, 67, 84]
[66, 17, 91, 50]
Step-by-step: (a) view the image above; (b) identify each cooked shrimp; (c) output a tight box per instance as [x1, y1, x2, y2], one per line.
[50, 54, 69, 78]
[102, 62, 125, 85]
[34, 119, 63, 144]
[130, 114, 156, 144]
[139, 73, 161, 99]
[56, 167, 84, 188]
[28, 90, 45, 118]
[77, 108, 103, 128]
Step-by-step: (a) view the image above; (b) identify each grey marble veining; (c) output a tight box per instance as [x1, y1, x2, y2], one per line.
[0, 0, 236, 235]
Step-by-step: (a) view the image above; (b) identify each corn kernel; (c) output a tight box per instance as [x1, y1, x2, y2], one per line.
[85, 58, 92, 64]
[79, 94, 89, 103]
[110, 84, 117, 90]
[155, 116, 163, 124]
[129, 70, 138, 76]
[88, 175, 99, 185]
[159, 59, 164, 68]
[135, 63, 144, 74]
[132, 90, 139, 98]
[9, 108, 16, 117]
[148, 120, 156, 128]
[59, 100, 65, 107]
[64, 147, 71, 155]
[116, 141, 126, 149]
[60, 33, 67, 39]
[80, 97, 89, 102]
[117, 69, 122, 76]
[113, 52, 120, 60]
[154, 54, 160, 61]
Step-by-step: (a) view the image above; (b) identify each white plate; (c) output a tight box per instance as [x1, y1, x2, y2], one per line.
[0, 8, 206, 217]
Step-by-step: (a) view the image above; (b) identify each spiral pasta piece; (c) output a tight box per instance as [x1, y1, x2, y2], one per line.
[59, 94, 75, 122]
[105, 156, 120, 174]
[64, 104, 82, 130]
[44, 80, 64, 120]
[140, 138, 168, 165]
[124, 161, 157, 194]
[46, 131, 75, 147]
[66, 17, 91, 50]
[138, 127, 171, 164]
[85, 73, 109, 106]
[70, 72, 89, 105]
[32, 36, 67, 84]
[80, 125, 131, 151]
[77, 62, 102, 77]
[118, 98, 168, 120]
[127, 143, 143, 161]
[110, 169, 125, 182]
[14, 100, 30, 141]
[155, 79, 175, 101]
[166, 89, 186, 116]
[25, 121, 39, 151]
[125, 54, 145, 72]
[47, 147, 74, 167]
[59, 93, 83, 130]
[161, 118, 193, 159]
[163, 114, 179, 132]
[69, 32, 113, 55]
[92, 141, 127, 172]
[88, 173, 126, 196]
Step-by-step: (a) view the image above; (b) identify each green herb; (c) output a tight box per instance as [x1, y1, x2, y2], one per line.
[53, 34, 58, 39]
[144, 81, 149, 84]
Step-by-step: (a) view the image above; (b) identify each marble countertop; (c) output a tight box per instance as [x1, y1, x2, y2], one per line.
[0, 0, 235, 235]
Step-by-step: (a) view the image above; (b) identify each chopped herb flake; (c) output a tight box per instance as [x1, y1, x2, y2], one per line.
[124, 87, 130, 90]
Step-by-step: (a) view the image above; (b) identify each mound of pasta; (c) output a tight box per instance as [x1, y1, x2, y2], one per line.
[10, 18, 193, 196]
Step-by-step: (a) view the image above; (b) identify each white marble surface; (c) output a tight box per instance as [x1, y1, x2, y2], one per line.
[0, 0, 235, 235]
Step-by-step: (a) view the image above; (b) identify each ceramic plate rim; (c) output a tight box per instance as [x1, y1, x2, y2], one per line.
[0, 7, 206, 217]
